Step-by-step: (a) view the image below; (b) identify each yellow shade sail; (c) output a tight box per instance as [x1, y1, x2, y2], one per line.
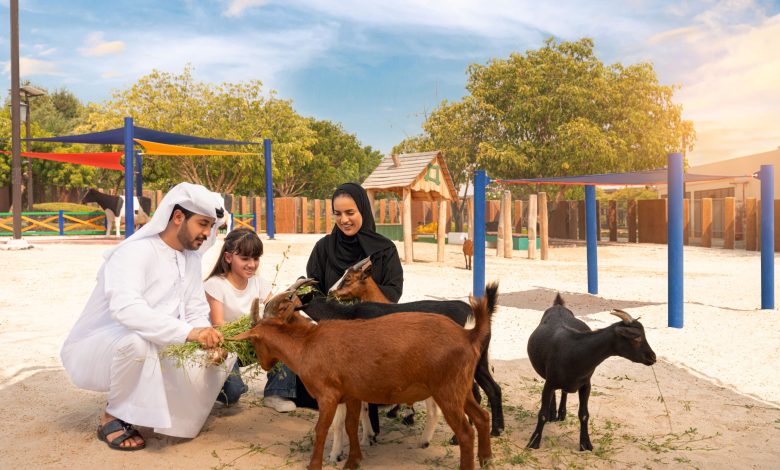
[134, 139, 257, 156]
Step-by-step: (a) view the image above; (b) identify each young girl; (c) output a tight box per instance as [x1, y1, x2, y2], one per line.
[205, 228, 272, 405]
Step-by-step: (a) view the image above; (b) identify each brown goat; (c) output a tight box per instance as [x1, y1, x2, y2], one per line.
[232, 280, 498, 470]
[463, 238, 474, 270]
[328, 258, 506, 438]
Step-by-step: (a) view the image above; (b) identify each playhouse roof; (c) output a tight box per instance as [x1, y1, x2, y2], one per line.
[362, 151, 458, 201]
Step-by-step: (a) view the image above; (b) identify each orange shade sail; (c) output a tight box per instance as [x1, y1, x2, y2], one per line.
[134, 139, 256, 156]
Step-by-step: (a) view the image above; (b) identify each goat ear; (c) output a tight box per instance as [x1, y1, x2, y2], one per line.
[227, 330, 258, 342]
[615, 326, 641, 340]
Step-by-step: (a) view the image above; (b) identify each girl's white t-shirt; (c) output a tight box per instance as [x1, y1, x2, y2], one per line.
[204, 274, 273, 323]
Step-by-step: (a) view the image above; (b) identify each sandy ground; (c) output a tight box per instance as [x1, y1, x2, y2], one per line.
[1, 234, 779, 469]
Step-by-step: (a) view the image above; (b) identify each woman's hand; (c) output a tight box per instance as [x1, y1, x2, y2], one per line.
[187, 327, 223, 348]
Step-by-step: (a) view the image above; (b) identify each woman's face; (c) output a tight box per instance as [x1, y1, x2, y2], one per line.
[225, 252, 259, 280]
[333, 195, 363, 236]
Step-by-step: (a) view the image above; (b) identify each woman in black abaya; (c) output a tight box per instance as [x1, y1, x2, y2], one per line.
[262, 182, 403, 412]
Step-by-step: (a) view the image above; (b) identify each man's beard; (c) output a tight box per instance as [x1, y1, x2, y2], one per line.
[178, 224, 207, 250]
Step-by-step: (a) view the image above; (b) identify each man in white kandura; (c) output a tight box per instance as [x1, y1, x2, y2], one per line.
[61, 182, 235, 451]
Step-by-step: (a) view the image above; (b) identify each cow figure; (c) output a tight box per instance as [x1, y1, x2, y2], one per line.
[81, 189, 152, 237]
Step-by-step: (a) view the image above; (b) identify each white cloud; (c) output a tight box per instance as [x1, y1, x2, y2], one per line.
[79, 32, 125, 57]
[659, 6, 780, 164]
[1, 57, 60, 76]
[223, 0, 269, 17]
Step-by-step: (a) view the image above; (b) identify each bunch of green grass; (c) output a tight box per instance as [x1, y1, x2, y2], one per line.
[160, 315, 256, 368]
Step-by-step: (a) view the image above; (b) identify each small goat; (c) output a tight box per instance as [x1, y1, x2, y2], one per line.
[526, 294, 656, 451]
[463, 238, 474, 270]
[328, 257, 505, 438]
[233, 280, 498, 470]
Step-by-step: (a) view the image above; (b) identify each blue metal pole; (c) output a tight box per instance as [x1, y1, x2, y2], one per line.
[473, 170, 489, 297]
[760, 164, 775, 309]
[123, 117, 134, 238]
[135, 150, 143, 198]
[264, 138, 275, 239]
[668, 152, 684, 328]
[58, 210, 64, 235]
[585, 185, 598, 295]
[253, 211, 258, 232]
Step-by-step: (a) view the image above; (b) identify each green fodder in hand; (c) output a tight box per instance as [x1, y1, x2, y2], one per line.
[160, 315, 257, 369]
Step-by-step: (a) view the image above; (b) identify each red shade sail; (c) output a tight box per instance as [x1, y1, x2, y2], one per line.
[1, 150, 123, 171]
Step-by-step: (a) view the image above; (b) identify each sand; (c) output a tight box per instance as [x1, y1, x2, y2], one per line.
[1, 234, 779, 469]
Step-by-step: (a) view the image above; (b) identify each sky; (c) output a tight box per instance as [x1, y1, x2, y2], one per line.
[1, 0, 779, 166]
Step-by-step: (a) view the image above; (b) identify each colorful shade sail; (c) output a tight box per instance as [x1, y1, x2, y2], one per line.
[26, 125, 258, 146]
[0, 150, 123, 171]
[134, 139, 257, 156]
[493, 168, 745, 186]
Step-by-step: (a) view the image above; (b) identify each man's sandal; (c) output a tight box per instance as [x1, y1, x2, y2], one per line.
[97, 419, 146, 451]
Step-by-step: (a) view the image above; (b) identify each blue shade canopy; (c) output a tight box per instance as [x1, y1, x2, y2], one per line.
[494, 168, 744, 186]
[26, 125, 258, 146]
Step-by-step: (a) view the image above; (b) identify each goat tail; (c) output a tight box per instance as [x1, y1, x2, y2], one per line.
[469, 282, 499, 349]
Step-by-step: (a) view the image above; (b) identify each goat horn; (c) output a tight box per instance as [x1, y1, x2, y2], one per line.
[350, 256, 371, 271]
[286, 278, 318, 293]
[610, 309, 635, 324]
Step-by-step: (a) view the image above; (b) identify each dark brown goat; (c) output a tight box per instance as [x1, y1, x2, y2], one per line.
[328, 258, 505, 438]
[233, 281, 498, 470]
[526, 295, 656, 451]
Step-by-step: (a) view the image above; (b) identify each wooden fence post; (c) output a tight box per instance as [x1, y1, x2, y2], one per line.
[608, 200, 617, 241]
[437, 198, 447, 262]
[528, 194, 537, 259]
[701, 197, 712, 248]
[403, 188, 413, 264]
[379, 199, 386, 224]
[497, 195, 506, 258]
[390, 199, 398, 224]
[253, 196, 262, 231]
[300, 197, 308, 233]
[325, 199, 332, 231]
[513, 199, 523, 233]
[503, 191, 512, 258]
[627, 200, 637, 243]
[724, 197, 735, 249]
[539, 192, 548, 260]
[313, 199, 321, 234]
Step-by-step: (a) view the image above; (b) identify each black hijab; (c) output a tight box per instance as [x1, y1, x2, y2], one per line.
[327, 182, 396, 272]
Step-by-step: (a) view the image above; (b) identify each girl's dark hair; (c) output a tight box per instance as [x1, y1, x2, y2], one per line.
[207, 228, 263, 279]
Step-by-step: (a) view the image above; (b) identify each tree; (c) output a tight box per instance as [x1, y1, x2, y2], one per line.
[83, 67, 316, 195]
[303, 119, 383, 199]
[464, 38, 695, 200]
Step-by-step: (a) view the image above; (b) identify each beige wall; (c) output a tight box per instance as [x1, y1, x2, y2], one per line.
[659, 148, 780, 202]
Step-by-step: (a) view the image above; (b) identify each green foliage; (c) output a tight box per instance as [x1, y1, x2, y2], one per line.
[302, 119, 383, 198]
[397, 37, 696, 205]
[468, 38, 695, 181]
[600, 187, 659, 201]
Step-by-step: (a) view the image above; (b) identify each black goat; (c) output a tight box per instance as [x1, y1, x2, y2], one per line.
[301, 295, 505, 439]
[526, 294, 656, 451]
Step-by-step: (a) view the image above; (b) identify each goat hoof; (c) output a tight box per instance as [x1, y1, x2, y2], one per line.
[449, 434, 459, 446]
[420, 441, 430, 449]
[527, 436, 541, 449]
[343, 458, 360, 469]
[402, 415, 415, 426]
[580, 441, 593, 452]
[490, 427, 503, 437]
[369, 435, 377, 446]
[386, 408, 398, 418]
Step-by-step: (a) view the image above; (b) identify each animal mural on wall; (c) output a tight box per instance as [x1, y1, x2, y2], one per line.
[81, 188, 152, 237]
